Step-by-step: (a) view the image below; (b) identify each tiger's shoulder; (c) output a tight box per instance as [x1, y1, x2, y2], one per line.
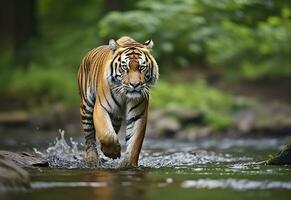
[85, 45, 111, 59]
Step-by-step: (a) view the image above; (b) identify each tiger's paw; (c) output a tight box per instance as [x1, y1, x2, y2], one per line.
[85, 147, 100, 168]
[101, 141, 121, 159]
[118, 157, 138, 169]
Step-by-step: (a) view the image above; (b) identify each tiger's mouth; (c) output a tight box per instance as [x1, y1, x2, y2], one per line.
[126, 88, 142, 95]
[127, 87, 142, 93]
[126, 90, 142, 99]
[126, 86, 149, 99]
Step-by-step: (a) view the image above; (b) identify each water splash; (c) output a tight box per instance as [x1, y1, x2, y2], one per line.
[140, 151, 251, 168]
[33, 130, 253, 169]
[34, 129, 86, 168]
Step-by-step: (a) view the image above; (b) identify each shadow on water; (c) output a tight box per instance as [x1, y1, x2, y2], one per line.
[1, 129, 291, 200]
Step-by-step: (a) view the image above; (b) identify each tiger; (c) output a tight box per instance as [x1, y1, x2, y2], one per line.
[77, 36, 159, 168]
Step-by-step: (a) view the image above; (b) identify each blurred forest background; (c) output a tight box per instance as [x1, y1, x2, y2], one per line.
[1, 0, 291, 137]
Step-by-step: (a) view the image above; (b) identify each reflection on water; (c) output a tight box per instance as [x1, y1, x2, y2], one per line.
[1, 129, 291, 200]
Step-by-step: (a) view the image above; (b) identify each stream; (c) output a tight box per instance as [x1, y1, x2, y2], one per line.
[1, 129, 291, 200]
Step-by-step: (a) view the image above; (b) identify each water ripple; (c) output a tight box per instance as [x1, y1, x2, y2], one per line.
[31, 181, 107, 189]
[181, 179, 291, 190]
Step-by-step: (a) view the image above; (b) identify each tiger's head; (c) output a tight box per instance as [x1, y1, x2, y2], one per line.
[107, 36, 159, 99]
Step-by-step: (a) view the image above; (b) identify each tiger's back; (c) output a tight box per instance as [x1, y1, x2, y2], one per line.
[78, 45, 111, 101]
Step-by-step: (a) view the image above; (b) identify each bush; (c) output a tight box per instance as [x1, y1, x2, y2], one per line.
[4, 66, 79, 108]
[150, 79, 248, 129]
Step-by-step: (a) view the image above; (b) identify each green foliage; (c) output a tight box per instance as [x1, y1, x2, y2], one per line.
[4, 66, 79, 108]
[207, 7, 291, 78]
[98, 0, 291, 77]
[150, 79, 241, 129]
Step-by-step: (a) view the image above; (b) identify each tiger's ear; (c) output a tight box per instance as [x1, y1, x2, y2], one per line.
[109, 39, 118, 51]
[144, 39, 154, 49]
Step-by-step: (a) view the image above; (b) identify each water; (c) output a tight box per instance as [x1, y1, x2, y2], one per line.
[1, 130, 291, 200]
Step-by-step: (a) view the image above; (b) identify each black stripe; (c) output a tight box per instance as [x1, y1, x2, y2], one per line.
[146, 54, 153, 76]
[123, 48, 133, 55]
[81, 104, 93, 113]
[87, 87, 96, 104]
[80, 106, 93, 115]
[102, 87, 112, 109]
[98, 94, 113, 119]
[146, 56, 149, 63]
[126, 109, 145, 126]
[86, 96, 95, 108]
[83, 122, 94, 127]
[81, 113, 92, 119]
[114, 63, 122, 82]
[128, 100, 143, 113]
[125, 134, 133, 142]
[125, 52, 132, 57]
[85, 135, 96, 150]
[110, 63, 114, 77]
[82, 121, 93, 126]
[85, 133, 95, 139]
[111, 54, 120, 77]
[135, 48, 143, 55]
[110, 89, 120, 108]
[81, 115, 92, 121]
[84, 127, 95, 132]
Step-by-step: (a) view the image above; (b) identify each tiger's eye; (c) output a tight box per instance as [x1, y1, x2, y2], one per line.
[121, 65, 128, 71]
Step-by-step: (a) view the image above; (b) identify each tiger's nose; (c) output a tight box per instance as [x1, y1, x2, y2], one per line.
[129, 82, 141, 88]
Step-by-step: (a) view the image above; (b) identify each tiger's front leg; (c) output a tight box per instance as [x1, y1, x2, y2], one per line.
[80, 95, 99, 168]
[119, 100, 148, 168]
[94, 100, 121, 159]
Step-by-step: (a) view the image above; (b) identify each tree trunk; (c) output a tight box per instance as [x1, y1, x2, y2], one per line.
[0, 0, 37, 66]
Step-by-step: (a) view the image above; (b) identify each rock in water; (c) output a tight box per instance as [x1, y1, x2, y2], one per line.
[0, 151, 48, 167]
[267, 141, 291, 165]
[0, 155, 30, 191]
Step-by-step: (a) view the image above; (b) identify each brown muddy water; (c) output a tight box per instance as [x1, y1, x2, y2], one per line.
[0, 129, 291, 200]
